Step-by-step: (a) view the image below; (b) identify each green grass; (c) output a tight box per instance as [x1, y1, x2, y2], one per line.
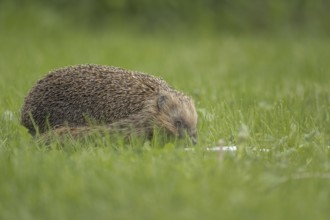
[1, 17, 330, 220]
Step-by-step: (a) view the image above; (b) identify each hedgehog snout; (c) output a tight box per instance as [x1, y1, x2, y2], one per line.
[177, 126, 197, 145]
[190, 132, 197, 145]
[188, 128, 197, 145]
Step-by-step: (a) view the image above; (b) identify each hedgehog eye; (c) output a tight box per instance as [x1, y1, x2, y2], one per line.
[175, 120, 183, 128]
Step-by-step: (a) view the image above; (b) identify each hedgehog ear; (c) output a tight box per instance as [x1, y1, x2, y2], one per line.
[157, 94, 168, 111]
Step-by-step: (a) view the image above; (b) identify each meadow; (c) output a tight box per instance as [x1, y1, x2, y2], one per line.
[1, 9, 330, 220]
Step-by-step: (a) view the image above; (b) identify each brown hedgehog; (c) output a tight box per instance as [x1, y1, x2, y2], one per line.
[21, 64, 198, 144]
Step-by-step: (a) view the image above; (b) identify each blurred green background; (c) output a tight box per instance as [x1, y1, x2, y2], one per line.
[1, 2, 330, 220]
[1, 0, 329, 34]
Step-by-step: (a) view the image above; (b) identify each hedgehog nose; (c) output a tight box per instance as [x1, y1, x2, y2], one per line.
[191, 136, 197, 145]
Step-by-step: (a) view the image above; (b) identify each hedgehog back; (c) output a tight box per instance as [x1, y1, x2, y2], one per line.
[21, 64, 171, 135]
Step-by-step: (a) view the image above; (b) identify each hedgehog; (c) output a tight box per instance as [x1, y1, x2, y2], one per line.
[21, 64, 198, 144]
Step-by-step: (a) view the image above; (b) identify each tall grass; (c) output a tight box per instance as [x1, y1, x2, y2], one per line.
[0, 11, 329, 220]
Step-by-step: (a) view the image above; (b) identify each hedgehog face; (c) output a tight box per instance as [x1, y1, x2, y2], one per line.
[156, 93, 198, 144]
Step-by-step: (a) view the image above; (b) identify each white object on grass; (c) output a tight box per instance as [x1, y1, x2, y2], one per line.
[206, 146, 238, 151]
[184, 146, 271, 152]
[184, 146, 237, 152]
